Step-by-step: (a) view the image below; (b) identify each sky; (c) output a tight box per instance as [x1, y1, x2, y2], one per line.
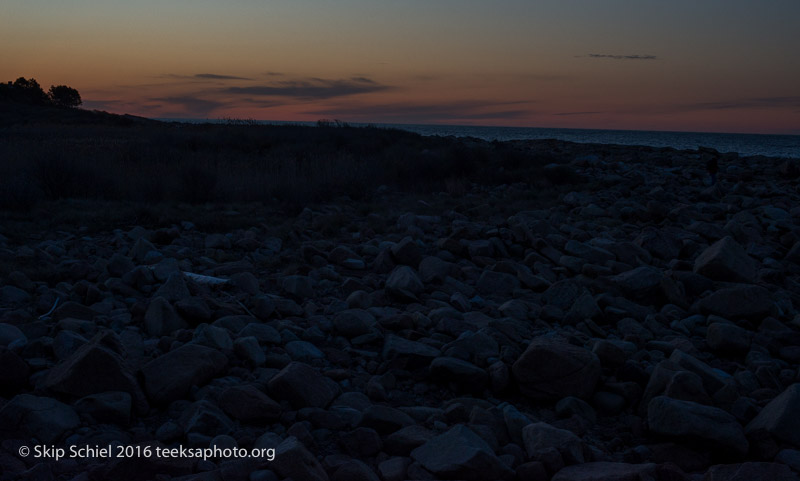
[2, 0, 799, 134]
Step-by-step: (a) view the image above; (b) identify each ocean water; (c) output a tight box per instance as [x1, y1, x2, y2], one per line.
[379, 124, 800, 159]
[159, 118, 800, 159]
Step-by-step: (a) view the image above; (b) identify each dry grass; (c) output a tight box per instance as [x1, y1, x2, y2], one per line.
[0, 116, 583, 211]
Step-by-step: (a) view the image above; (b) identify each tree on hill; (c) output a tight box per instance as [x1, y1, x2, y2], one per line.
[0, 77, 82, 108]
[9, 77, 49, 104]
[48, 85, 82, 108]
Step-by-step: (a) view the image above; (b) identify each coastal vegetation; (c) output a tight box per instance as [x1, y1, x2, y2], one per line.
[0, 89, 582, 211]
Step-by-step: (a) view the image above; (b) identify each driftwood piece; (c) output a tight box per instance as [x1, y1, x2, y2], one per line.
[182, 271, 229, 286]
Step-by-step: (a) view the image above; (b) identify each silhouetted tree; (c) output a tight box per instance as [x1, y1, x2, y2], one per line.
[48, 85, 82, 108]
[11, 77, 48, 104]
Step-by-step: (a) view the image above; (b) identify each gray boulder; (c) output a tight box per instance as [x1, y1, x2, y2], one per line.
[75, 391, 132, 425]
[390, 236, 422, 266]
[282, 275, 314, 299]
[0, 285, 31, 306]
[523, 421, 587, 464]
[385, 266, 424, 298]
[0, 394, 80, 443]
[154, 272, 191, 302]
[704, 462, 797, 481]
[268, 362, 340, 408]
[706, 322, 750, 353]
[411, 424, 513, 481]
[542, 279, 585, 310]
[430, 357, 488, 392]
[696, 285, 772, 319]
[746, 384, 800, 449]
[477, 270, 520, 297]
[0, 323, 26, 347]
[611, 266, 664, 300]
[271, 437, 329, 481]
[141, 343, 227, 404]
[648, 396, 748, 454]
[693, 236, 757, 283]
[513, 338, 601, 401]
[334, 309, 377, 338]
[144, 296, 186, 337]
[382, 335, 440, 368]
[552, 462, 671, 481]
[219, 384, 281, 423]
[43, 331, 145, 411]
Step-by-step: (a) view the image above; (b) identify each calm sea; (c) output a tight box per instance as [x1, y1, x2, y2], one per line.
[160, 119, 800, 159]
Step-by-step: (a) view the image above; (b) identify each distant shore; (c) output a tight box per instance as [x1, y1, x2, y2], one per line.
[158, 117, 800, 159]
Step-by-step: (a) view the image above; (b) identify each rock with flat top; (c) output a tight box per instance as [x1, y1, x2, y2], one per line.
[411, 425, 513, 481]
[693, 236, 757, 283]
[648, 396, 748, 454]
[513, 338, 601, 401]
[141, 343, 227, 404]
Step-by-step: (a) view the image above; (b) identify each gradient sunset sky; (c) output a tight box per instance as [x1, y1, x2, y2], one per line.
[3, 0, 799, 134]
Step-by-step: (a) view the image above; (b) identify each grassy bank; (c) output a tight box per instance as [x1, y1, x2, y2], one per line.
[0, 103, 581, 210]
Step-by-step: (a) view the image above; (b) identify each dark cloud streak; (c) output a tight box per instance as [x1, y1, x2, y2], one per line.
[554, 111, 604, 116]
[308, 100, 534, 122]
[586, 54, 657, 60]
[225, 77, 390, 100]
[150, 96, 226, 117]
[161, 73, 251, 81]
[676, 96, 800, 112]
[194, 73, 251, 80]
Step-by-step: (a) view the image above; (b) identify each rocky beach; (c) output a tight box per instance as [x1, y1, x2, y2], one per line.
[2, 129, 800, 481]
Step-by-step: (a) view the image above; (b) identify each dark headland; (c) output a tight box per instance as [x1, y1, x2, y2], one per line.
[2, 98, 800, 481]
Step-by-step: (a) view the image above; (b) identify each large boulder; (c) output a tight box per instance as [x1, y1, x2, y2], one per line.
[0, 323, 26, 347]
[178, 400, 234, 436]
[282, 275, 314, 299]
[746, 384, 800, 448]
[648, 396, 748, 454]
[542, 279, 585, 310]
[668, 349, 728, 395]
[0, 394, 80, 443]
[430, 357, 488, 393]
[552, 462, 681, 481]
[334, 309, 377, 338]
[144, 297, 186, 337]
[0, 285, 31, 307]
[610, 266, 665, 300]
[706, 322, 750, 353]
[141, 343, 227, 404]
[218, 385, 282, 423]
[696, 285, 773, 320]
[42, 331, 146, 411]
[523, 422, 587, 465]
[411, 425, 513, 481]
[635, 228, 682, 260]
[477, 270, 520, 297]
[271, 437, 329, 481]
[513, 338, 601, 401]
[385, 266, 424, 299]
[154, 272, 191, 302]
[268, 362, 340, 408]
[704, 462, 797, 481]
[693, 236, 757, 283]
[382, 335, 440, 368]
[390, 236, 422, 266]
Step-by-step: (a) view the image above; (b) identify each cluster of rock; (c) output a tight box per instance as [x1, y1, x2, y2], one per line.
[2, 143, 800, 480]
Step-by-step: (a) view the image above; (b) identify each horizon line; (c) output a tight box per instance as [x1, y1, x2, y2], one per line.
[148, 115, 800, 138]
